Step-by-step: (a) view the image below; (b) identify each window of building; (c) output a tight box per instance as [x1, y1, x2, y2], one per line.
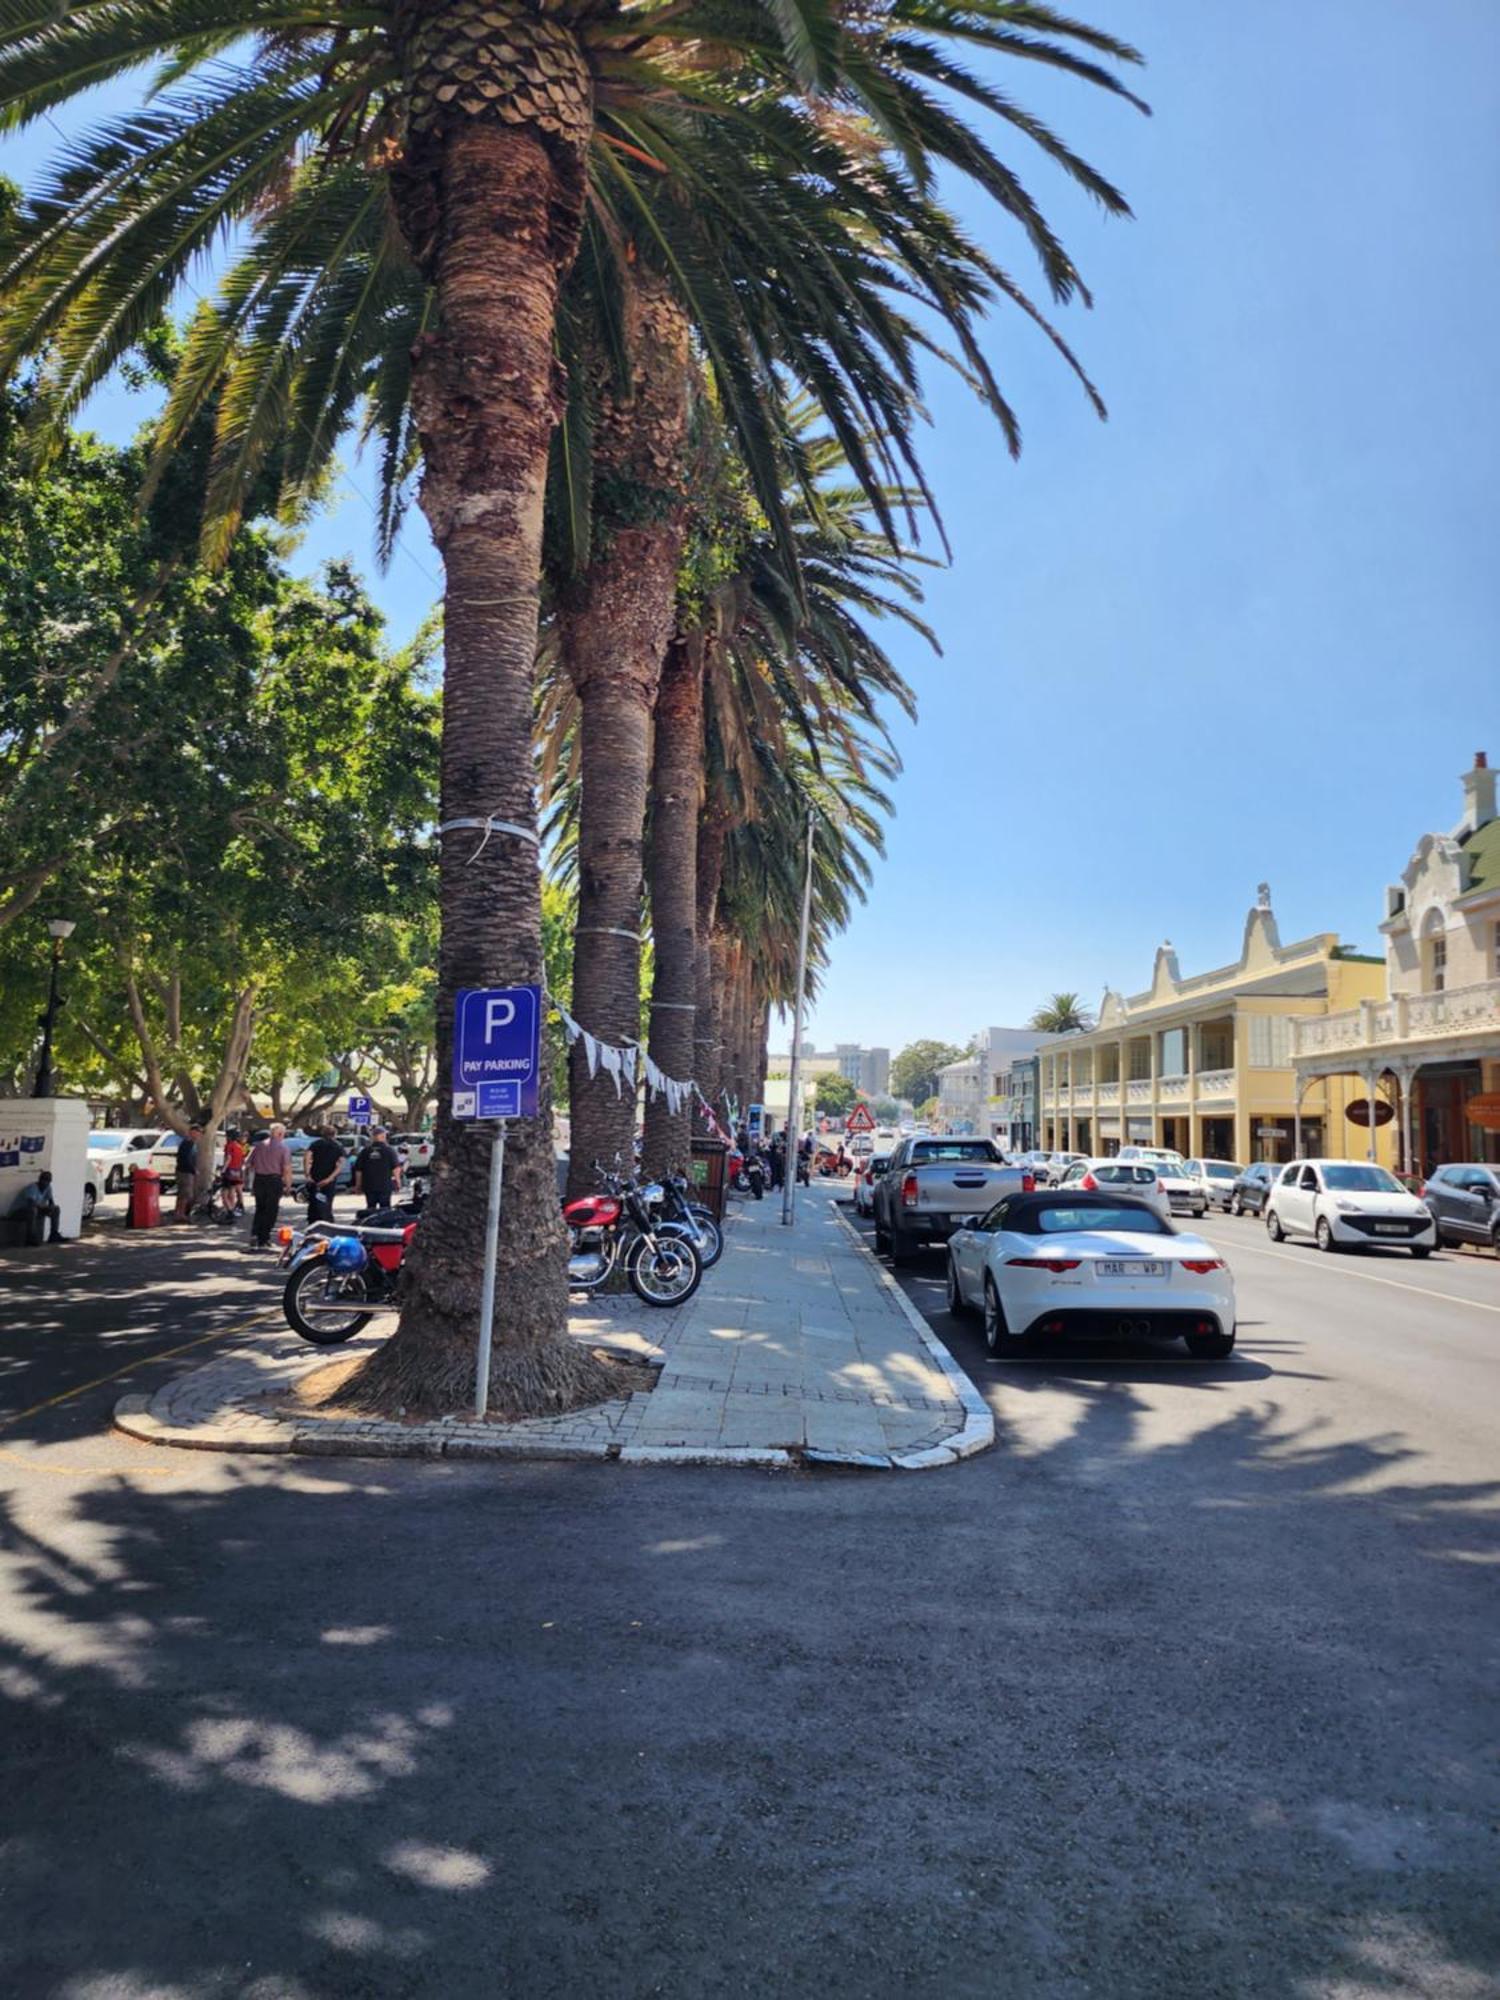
[1127, 1040, 1152, 1081]
[1158, 1027, 1187, 1077]
[1431, 933, 1447, 993]
[1247, 1015, 1292, 1068]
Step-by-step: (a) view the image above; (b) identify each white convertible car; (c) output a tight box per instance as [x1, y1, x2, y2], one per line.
[946, 1189, 1237, 1359]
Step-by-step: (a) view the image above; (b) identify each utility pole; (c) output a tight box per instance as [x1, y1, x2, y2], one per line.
[781, 807, 816, 1227]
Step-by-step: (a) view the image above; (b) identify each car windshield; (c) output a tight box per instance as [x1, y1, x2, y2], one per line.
[90, 1134, 127, 1149]
[1034, 1204, 1170, 1235]
[1095, 1165, 1157, 1185]
[1206, 1163, 1239, 1180]
[911, 1142, 996, 1163]
[1323, 1165, 1404, 1193]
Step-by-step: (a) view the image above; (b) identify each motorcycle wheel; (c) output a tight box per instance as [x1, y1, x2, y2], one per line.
[686, 1208, 724, 1267]
[626, 1234, 703, 1308]
[283, 1260, 375, 1345]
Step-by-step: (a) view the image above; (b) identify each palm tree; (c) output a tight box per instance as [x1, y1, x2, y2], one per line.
[1030, 992, 1095, 1034]
[0, 2, 1143, 1414]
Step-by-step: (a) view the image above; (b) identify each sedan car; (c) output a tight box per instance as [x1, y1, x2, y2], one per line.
[853, 1154, 890, 1217]
[1226, 1161, 1277, 1216]
[1155, 1162, 1208, 1219]
[1184, 1157, 1245, 1211]
[1423, 1163, 1500, 1249]
[1266, 1159, 1437, 1256]
[1053, 1158, 1170, 1223]
[946, 1190, 1235, 1359]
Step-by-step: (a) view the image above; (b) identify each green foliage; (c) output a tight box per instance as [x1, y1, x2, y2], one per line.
[814, 1072, 858, 1116]
[891, 1040, 967, 1105]
[1028, 992, 1095, 1034]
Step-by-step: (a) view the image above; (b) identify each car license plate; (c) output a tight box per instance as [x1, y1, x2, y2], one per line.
[1096, 1259, 1167, 1277]
[1373, 1224, 1406, 1236]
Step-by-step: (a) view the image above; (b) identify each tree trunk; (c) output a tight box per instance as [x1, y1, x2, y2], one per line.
[695, 807, 728, 1104]
[641, 631, 704, 1175]
[353, 98, 612, 1417]
[561, 275, 692, 1197]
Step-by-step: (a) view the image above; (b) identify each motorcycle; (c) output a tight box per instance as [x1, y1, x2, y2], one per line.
[654, 1172, 723, 1268]
[565, 1166, 703, 1306]
[279, 1199, 422, 1345]
[745, 1153, 766, 1200]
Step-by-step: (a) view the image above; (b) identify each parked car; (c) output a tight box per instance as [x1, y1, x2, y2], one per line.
[1226, 1161, 1278, 1217]
[81, 1154, 105, 1220]
[1053, 1158, 1171, 1223]
[870, 1136, 1035, 1265]
[146, 1129, 190, 1184]
[1155, 1161, 1208, 1219]
[946, 1189, 1236, 1359]
[853, 1153, 890, 1217]
[1266, 1159, 1437, 1256]
[1039, 1151, 1086, 1186]
[393, 1132, 434, 1177]
[1184, 1157, 1245, 1211]
[1117, 1145, 1189, 1171]
[1421, 1163, 1500, 1249]
[87, 1128, 159, 1193]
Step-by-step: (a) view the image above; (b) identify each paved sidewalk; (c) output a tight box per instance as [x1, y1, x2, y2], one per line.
[114, 1196, 992, 1470]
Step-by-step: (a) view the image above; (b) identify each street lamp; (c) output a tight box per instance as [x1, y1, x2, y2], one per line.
[32, 917, 76, 1098]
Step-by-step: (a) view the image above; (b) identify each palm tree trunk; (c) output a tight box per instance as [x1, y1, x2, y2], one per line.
[641, 630, 704, 1175]
[695, 808, 729, 1103]
[562, 275, 691, 1198]
[354, 112, 611, 1418]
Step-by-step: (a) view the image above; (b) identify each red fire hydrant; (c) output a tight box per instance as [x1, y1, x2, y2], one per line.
[128, 1166, 162, 1230]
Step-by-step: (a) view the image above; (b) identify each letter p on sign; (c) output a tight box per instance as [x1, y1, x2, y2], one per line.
[485, 996, 516, 1038]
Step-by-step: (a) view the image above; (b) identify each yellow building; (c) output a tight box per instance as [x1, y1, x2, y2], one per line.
[1038, 887, 1395, 1167]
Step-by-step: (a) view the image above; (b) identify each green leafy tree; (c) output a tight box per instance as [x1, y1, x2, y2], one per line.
[0, 2, 1143, 1414]
[1029, 992, 1095, 1034]
[891, 1041, 967, 1107]
[815, 1073, 859, 1118]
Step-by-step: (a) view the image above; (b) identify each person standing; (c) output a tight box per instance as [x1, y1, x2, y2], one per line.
[352, 1126, 401, 1215]
[172, 1124, 203, 1220]
[304, 1124, 344, 1225]
[220, 1129, 247, 1217]
[247, 1123, 293, 1248]
[768, 1131, 786, 1190]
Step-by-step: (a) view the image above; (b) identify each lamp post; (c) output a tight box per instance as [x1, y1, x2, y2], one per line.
[32, 918, 76, 1098]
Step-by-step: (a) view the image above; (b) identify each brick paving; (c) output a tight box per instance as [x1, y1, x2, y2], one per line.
[114, 1196, 992, 1470]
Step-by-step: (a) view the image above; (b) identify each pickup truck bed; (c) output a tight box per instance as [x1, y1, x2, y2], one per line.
[870, 1138, 1033, 1264]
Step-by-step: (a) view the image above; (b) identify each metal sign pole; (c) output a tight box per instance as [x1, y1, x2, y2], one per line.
[474, 1120, 508, 1419]
[782, 807, 817, 1227]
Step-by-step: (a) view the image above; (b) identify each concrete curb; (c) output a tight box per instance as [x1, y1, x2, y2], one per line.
[826, 1200, 994, 1469]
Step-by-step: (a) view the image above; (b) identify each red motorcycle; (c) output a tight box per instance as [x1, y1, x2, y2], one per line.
[564, 1168, 702, 1306]
[279, 1203, 420, 1345]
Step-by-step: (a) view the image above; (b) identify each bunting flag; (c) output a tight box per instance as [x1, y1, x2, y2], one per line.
[548, 998, 697, 1111]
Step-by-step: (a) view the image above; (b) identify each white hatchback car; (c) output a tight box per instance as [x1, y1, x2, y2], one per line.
[946, 1190, 1236, 1359]
[1053, 1158, 1171, 1223]
[1184, 1157, 1245, 1212]
[1266, 1159, 1437, 1256]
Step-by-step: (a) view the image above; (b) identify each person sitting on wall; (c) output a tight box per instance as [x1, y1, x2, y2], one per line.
[14, 1169, 65, 1245]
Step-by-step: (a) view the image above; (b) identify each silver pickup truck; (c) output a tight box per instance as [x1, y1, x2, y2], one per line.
[870, 1137, 1035, 1264]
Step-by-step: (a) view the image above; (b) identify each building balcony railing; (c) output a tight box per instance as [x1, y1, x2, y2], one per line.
[1094, 1082, 1120, 1107]
[1194, 1068, 1235, 1100]
[1126, 1078, 1153, 1102]
[1291, 979, 1500, 1058]
[1158, 1074, 1190, 1102]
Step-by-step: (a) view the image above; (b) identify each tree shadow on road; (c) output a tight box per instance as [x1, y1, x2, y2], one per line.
[0, 1382, 1497, 1997]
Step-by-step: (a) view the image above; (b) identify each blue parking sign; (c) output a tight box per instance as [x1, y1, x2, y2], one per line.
[452, 985, 542, 1120]
[348, 1094, 372, 1126]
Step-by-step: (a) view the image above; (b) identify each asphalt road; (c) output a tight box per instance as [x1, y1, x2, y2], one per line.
[1, 1201, 1496, 1997]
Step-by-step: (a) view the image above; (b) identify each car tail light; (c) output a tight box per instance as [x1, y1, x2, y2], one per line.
[1179, 1258, 1224, 1274]
[901, 1173, 918, 1207]
[1021, 1172, 1035, 1192]
[1006, 1257, 1081, 1272]
[1080, 1172, 1098, 1191]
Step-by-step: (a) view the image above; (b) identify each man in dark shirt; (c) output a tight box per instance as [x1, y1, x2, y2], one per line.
[353, 1127, 401, 1215]
[174, 1125, 203, 1221]
[304, 1125, 344, 1224]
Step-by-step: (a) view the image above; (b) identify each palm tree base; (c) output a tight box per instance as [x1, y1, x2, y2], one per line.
[338, 1327, 619, 1423]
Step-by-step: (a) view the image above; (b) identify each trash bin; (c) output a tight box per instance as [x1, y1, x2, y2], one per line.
[689, 1138, 728, 1223]
[128, 1166, 162, 1230]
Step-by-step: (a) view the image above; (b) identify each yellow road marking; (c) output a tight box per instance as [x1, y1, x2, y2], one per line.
[0, 1447, 185, 1480]
[0, 1307, 279, 1430]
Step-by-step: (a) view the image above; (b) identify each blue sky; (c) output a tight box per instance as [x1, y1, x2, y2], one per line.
[5, 2, 1497, 1056]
